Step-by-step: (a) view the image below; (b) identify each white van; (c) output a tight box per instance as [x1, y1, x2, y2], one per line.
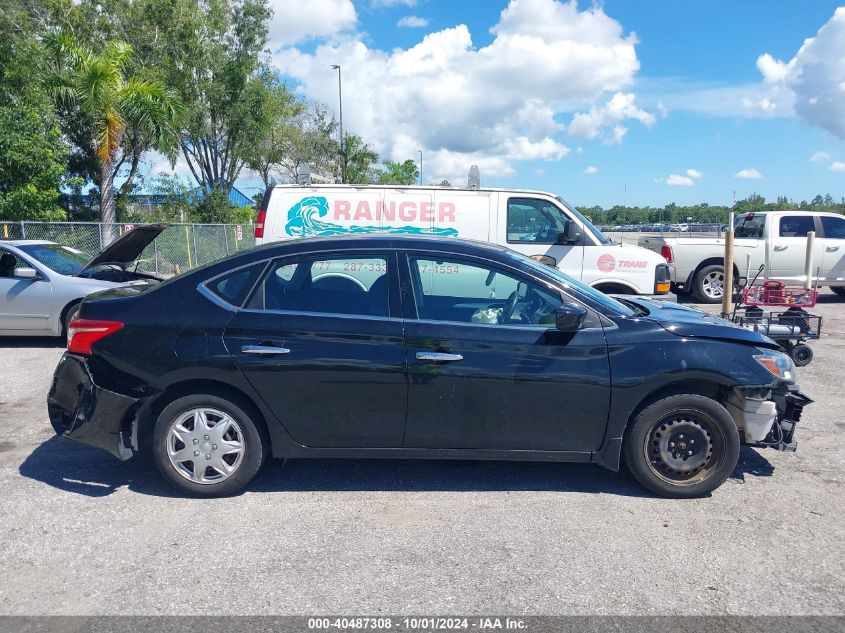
[254, 183, 671, 297]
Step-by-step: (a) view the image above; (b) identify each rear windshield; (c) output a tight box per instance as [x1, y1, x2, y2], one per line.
[734, 214, 766, 239]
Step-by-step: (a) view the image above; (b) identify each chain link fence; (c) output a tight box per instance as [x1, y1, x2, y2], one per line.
[0, 221, 256, 277]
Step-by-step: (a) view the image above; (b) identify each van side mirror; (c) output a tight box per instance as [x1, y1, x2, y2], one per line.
[555, 303, 587, 332]
[13, 267, 38, 280]
[557, 222, 582, 245]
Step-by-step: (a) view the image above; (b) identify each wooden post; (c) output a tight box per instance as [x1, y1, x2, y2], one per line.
[803, 231, 816, 290]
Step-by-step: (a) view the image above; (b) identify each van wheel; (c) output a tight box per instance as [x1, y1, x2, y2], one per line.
[152, 394, 267, 497]
[692, 265, 725, 303]
[623, 394, 740, 498]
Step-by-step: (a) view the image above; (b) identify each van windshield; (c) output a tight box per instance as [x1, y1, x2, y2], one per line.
[555, 197, 612, 244]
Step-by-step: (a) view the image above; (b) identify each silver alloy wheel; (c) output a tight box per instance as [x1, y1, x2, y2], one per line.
[701, 270, 725, 299]
[166, 408, 246, 485]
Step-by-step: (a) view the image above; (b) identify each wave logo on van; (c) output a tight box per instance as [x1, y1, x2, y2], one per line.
[284, 196, 458, 237]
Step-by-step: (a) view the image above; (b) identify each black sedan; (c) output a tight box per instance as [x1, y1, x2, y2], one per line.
[48, 235, 810, 497]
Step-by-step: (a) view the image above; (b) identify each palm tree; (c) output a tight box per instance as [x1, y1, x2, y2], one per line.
[47, 33, 182, 240]
[338, 134, 379, 184]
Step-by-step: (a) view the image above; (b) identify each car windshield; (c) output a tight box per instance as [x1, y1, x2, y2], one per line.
[555, 196, 613, 244]
[506, 250, 636, 317]
[17, 243, 89, 275]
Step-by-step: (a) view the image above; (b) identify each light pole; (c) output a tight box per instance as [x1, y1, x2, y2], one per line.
[330, 64, 344, 182]
[419, 150, 423, 185]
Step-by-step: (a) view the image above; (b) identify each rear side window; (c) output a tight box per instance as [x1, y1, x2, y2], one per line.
[779, 216, 815, 238]
[734, 214, 766, 238]
[822, 216, 845, 239]
[205, 264, 264, 307]
[248, 256, 389, 317]
[506, 197, 570, 244]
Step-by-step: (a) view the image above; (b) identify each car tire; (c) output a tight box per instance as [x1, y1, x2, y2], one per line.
[623, 394, 740, 498]
[830, 286, 845, 299]
[790, 343, 813, 367]
[152, 394, 267, 497]
[692, 265, 725, 304]
[62, 303, 80, 339]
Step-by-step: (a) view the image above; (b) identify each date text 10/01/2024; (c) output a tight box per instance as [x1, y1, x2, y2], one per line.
[307, 617, 527, 630]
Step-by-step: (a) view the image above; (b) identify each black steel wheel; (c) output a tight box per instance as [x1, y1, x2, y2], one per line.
[790, 343, 813, 367]
[623, 394, 740, 498]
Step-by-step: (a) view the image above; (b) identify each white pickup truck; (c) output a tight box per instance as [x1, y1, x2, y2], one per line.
[639, 210, 845, 303]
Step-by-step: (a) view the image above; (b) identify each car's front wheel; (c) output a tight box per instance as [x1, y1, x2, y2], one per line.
[623, 394, 740, 498]
[152, 394, 267, 496]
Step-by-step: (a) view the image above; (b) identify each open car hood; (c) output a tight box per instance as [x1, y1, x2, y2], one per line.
[77, 224, 168, 274]
[621, 297, 780, 349]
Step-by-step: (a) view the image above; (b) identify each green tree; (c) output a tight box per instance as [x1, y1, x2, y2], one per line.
[273, 103, 339, 183]
[377, 159, 419, 185]
[244, 83, 303, 187]
[0, 104, 68, 220]
[131, 0, 274, 194]
[46, 33, 182, 236]
[339, 134, 379, 184]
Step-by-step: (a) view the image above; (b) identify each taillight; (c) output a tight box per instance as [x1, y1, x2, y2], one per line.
[255, 208, 267, 239]
[660, 244, 673, 263]
[67, 319, 124, 355]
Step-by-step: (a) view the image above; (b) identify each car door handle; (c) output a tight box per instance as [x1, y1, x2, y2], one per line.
[416, 352, 463, 362]
[827, 246, 840, 252]
[241, 344, 291, 355]
[773, 245, 788, 251]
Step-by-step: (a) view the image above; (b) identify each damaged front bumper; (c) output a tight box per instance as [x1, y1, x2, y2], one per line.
[727, 382, 813, 452]
[47, 354, 140, 460]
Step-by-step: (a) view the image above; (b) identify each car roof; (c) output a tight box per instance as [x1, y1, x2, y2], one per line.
[0, 239, 56, 247]
[251, 233, 512, 256]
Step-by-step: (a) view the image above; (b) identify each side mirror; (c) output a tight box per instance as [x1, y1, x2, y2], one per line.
[555, 303, 587, 332]
[557, 222, 582, 245]
[13, 267, 38, 280]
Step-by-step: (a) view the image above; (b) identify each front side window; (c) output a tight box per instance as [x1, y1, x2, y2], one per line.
[0, 248, 26, 277]
[779, 216, 815, 238]
[410, 256, 562, 326]
[822, 216, 845, 239]
[507, 197, 570, 244]
[249, 255, 389, 317]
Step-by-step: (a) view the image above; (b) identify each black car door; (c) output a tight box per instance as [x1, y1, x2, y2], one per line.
[223, 250, 407, 448]
[400, 251, 611, 452]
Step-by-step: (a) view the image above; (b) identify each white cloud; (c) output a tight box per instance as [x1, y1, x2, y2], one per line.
[831, 161, 845, 172]
[567, 92, 655, 144]
[147, 152, 194, 179]
[811, 151, 831, 162]
[735, 168, 763, 179]
[373, 0, 416, 6]
[666, 174, 695, 186]
[274, 0, 645, 182]
[584, 165, 598, 174]
[267, 0, 356, 47]
[686, 168, 703, 179]
[754, 8, 845, 138]
[397, 15, 428, 28]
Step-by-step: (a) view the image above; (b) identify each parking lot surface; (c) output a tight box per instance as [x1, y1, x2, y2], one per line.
[1, 294, 844, 615]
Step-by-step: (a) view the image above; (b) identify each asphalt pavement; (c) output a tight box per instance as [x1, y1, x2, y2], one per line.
[0, 293, 843, 616]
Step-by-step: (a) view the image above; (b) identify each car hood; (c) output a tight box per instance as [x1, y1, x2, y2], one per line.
[622, 297, 779, 348]
[76, 224, 168, 274]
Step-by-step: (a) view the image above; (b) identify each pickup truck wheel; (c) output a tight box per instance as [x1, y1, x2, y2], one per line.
[623, 394, 740, 498]
[692, 265, 725, 303]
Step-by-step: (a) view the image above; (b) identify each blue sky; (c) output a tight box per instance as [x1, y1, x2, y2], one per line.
[158, 1, 845, 208]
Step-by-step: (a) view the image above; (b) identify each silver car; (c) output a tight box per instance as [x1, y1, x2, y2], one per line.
[0, 224, 166, 336]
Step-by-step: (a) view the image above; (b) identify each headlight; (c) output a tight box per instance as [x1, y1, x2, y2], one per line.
[754, 350, 795, 381]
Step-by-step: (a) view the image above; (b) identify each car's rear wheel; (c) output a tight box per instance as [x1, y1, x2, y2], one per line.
[623, 394, 740, 498]
[692, 265, 725, 303]
[61, 302, 80, 339]
[152, 394, 267, 496]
